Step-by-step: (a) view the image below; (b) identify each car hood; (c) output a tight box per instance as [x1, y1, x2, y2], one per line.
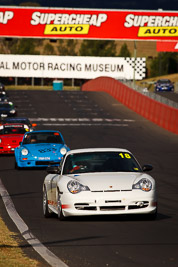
[0, 107, 11, 111]
[23, 143, 63, 155]
[158, 82, 171, 86]
[67, 172, 151, 191]
[0, 134, 23, 144]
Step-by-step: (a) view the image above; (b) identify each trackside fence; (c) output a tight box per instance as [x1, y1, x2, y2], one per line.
[82, 77, 178, 135]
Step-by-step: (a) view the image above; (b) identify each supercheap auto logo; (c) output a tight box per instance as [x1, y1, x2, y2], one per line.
[124, 14, 178, 37]
[31, 12, 107, 35]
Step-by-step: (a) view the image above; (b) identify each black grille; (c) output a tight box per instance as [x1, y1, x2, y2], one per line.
[35, 161, 60, 166]
[100, 206, 125, 211]
[36, 161, 51, 165]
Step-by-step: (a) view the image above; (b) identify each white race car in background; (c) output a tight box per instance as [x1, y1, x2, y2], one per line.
[43, 148, 157, 220]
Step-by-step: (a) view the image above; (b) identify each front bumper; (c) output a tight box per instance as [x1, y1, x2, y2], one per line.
[59, 190, 157, 217]
[0, 145, 16, 154]
[17, 158, 60, 167]
[0, 113, 16, 118]
[155, 86, 174, 92]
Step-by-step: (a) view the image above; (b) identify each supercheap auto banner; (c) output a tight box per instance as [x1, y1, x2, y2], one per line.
[0, 6, 177, 41]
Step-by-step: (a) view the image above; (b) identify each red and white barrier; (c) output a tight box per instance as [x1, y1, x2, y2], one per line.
[82, 77, 178, 135]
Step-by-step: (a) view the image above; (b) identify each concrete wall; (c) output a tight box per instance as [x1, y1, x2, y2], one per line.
[82, 77, 178, 135]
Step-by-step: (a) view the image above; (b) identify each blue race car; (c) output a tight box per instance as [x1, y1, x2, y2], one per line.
[15, 130, 70, 168]
[154, 79, 174, 92]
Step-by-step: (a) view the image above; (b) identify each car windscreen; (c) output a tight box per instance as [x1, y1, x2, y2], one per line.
[4, 118, 30, 124]
[23, 132, 63, 144]
[158, 79, 170, 84]
[0, 125, 27, 134]
[0, 93, 7, 97]
[63, 151, 142, 174]
[0, 103, 13, 109]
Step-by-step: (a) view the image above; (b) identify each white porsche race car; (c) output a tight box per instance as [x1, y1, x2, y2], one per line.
[43, 148, 157, 220]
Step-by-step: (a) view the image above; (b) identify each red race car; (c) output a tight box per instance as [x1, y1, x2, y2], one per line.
[0, 123, 30, 154]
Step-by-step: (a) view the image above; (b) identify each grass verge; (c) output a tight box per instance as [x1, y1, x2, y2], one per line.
[6, 85, 80, 90]
[0, 216, 41, 267]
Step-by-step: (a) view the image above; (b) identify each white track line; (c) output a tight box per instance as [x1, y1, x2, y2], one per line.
[0, 179, 68, 267]
[30, 118, 135, 122]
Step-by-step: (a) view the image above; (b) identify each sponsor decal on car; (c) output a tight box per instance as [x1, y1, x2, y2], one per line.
[38, 148, 57, 153]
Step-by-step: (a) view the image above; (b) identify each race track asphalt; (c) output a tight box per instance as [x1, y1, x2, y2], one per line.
[0, 90, 178, 267]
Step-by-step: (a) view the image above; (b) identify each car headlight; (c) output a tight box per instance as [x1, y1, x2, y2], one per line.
[60, 147, 67, 155]
[67, 180, 90, 194]
[21, 148, 29, 156]
[10, 109, 16, 114]
[132, 178, 152, 192]
[0, 138, 1, 143]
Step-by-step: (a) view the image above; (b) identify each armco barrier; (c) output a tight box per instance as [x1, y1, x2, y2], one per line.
[82, 77, 178, 135]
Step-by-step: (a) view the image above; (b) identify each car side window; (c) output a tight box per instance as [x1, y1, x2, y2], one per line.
[63, 156, 73, 175]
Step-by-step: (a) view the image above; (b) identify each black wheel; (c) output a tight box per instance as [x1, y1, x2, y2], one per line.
[57, 191, 65, 221]
[43, 187, 52, 218]
[146, 209, 157, 220]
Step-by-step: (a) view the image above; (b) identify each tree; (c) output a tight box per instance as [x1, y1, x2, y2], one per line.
[2, 38, 40, 55]
[118, 43, 131, 57]
[79, 40, 117, 57]
[43, 43, 55, 55]
[150, 52, 178, 77]
[19, 2, 40, 6]
[57, 39, 78, 56]
[17, 39, 39, 54]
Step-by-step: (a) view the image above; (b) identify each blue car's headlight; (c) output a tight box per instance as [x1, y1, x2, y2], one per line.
[60, 147, 67, 155]
[21, 148, 29, 156]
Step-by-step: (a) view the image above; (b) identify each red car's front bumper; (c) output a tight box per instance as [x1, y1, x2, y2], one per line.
[0, 145, 16, 154]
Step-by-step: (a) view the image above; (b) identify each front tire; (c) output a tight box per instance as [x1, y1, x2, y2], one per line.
[147, 209, 157, 220]
[57, 190, 65, 221]
[143, 209, 157, 220]
[15, 160, 20, 170]
[43, 187, 52, 218]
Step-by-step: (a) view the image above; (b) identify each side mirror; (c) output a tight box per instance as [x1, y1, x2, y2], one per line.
[46, 166, 60, 174]
[142, 164, 153, 172]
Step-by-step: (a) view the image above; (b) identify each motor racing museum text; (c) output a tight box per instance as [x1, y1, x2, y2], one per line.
[0, 61, 124, 72]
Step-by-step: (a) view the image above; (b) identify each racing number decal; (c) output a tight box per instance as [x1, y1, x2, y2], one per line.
[39, 148, 57, 153]
[119, 153, 131, 159]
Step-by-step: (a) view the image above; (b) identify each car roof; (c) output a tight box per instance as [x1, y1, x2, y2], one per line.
[25, 130, 60, 133]
[4, 117, 30, 122]
[66, 148, 131, 155]
[0, 101, 13, 105]
[157, 79, 170, 82]
[3, 123, 28, 127]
